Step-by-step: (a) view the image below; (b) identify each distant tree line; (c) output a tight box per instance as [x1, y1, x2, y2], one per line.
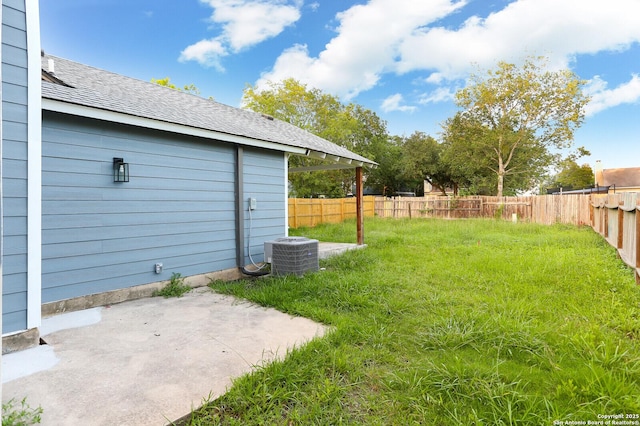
[154, 57, 594, 197]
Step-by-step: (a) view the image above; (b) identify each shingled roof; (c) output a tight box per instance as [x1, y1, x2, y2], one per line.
[600, 167, 640, 188]
[41, 54, 375, 168]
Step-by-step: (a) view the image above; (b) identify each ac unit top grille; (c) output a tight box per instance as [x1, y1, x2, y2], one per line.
[265, 237, 319, 276]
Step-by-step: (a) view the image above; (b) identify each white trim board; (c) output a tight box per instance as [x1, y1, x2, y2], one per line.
[26, 0, 42, 330]
[284, 153, 289, 237]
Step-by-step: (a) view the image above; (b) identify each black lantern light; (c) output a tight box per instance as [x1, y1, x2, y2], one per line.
[113, 157, 129, 182]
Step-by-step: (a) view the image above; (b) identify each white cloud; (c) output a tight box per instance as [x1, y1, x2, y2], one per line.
[584, 74, 640, 116]
[418, 87, 456, 104]
[214, 0, 301, 51]
[397, 0, 640, 77]
[381, 94, 417, 113]
[180, 38, 227, 71]
[256, 0, 466, 99]
[425, 72, 446, 85]
[180, 0, 301, 68]
[256, 0, 640, 103]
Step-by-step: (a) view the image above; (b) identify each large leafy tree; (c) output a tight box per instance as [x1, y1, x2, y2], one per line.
[363, 135, 404, 196]
[151, 77, 201, 95]
[242, 79, 390, 197]
[553, 160, 595, 191]
[401, 132, 458, 195]
[151, 77, 215, 100]
[243, 79, 340, 134]
[441, 113, 553, 195]
[449, 57, 590, 196]
[440, 113, 494, 194]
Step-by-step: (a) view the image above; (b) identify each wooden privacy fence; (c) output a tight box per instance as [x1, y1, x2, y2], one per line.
[289, 194, 592, 226]
[591, 193, 640, 283]
[289, 193, 639, 282]
[288, 196, 375, 228]
[373, 195, 592, 225]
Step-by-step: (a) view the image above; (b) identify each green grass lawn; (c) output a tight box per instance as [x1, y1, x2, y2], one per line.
[187, 218, 640, 425]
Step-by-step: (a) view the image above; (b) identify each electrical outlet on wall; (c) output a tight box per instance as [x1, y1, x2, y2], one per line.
[249, 197, 257, 210]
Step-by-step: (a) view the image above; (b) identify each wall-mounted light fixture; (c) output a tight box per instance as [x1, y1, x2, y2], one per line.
[113, 157, 129, 182]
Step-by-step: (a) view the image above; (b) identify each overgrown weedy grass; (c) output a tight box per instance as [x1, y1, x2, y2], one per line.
[186, 218, 640, 425]
[2, 397, 43, 426]
[153, 272, 191, 298]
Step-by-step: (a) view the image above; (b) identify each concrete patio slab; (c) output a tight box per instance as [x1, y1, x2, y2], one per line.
[318, 242, 366, 259]
[2, 287, 326, 425]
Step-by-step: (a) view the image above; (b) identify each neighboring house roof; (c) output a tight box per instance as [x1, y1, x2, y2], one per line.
[598, 167, 640, 188]
[40, 53, 375, 168]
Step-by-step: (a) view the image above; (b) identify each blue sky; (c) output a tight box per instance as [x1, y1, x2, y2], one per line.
[41, 0, 640, 170]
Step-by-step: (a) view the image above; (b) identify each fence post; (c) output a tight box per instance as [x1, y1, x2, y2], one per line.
[356, 167, 364, 245]
[636, 201, 640, 284]
[618, 202, 624, 249]
[292, 198, 297, 229]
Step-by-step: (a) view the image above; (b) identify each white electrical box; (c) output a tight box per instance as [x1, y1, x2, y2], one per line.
[249, 197, 257, 210]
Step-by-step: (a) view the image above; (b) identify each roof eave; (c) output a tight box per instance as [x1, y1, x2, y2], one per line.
[291, 149, 376, 171]
[42, 98, 309, 155]
[289, 162, 374, 172]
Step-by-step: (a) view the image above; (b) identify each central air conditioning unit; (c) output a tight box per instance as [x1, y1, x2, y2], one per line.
[264, 237, 319, 276]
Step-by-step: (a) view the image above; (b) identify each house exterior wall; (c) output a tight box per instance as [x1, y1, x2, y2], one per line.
[42, 112, 236, 302]
[242, 148, 287, 265]
[42, 111, 288, 303]
[2, 0, 28, 334]
[595, 164, 640, 193]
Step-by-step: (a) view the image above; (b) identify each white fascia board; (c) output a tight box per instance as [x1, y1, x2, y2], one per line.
[42, 99, 309, 155]
[307, 150, 327, 159]
[289, 160, 373, 172]
[26, 0, 42, 330]
[290, 163, 358, 172]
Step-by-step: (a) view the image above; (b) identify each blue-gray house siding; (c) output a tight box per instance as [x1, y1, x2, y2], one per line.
[243, 149, 286, 265]
[41, 111, 287, 303]
[2, 0, 28, 334]
[36, 52, 373, 309]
